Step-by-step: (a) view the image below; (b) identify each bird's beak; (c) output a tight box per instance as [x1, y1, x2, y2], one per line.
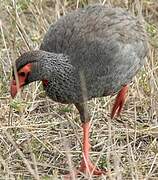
[10, 63, 32, 98]
[10, 79, 20, 98]
[10, 78, 25, 98]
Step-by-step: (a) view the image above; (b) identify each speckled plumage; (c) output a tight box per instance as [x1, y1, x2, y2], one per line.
[11, 5, 149, 174]
[15, 4, 148, 105]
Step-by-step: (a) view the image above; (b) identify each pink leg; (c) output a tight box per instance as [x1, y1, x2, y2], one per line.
[111, 85, 128, 119]
[78, 122, 104, 175]
[64, 122, 105, 179]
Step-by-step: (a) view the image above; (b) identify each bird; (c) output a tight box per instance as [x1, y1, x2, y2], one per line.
[10, 4, 148, 177]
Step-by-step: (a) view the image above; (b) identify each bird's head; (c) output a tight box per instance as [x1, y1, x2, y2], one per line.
[10, 50, 69, 98]
[10, 51, 45, 98]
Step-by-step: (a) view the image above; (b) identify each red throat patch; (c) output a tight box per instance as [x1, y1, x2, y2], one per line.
[42, 80, 48, 86]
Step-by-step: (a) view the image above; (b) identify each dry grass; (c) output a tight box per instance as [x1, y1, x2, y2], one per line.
[0, 0, 158, 179]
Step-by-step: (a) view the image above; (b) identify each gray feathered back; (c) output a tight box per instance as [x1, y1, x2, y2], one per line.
[39, 5, 148, 103]
[14, 5, 149, 104]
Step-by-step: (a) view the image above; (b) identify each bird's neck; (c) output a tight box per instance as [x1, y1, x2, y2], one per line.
[28, 51, 71, 84]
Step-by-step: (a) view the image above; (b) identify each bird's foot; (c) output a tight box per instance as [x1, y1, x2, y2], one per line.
[64, 121, 106, 180]
[78, 159, 105, 175]
[111, 85, 128, 119]
[64, 160, 105, 179]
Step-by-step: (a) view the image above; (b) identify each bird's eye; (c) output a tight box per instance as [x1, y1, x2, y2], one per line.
[19, 72, 26, 77]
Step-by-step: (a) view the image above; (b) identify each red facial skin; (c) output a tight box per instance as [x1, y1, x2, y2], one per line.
[10, 63, 32, 98]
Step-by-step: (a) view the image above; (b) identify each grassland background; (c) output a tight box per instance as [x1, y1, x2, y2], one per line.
[0, 0, 158, 179]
